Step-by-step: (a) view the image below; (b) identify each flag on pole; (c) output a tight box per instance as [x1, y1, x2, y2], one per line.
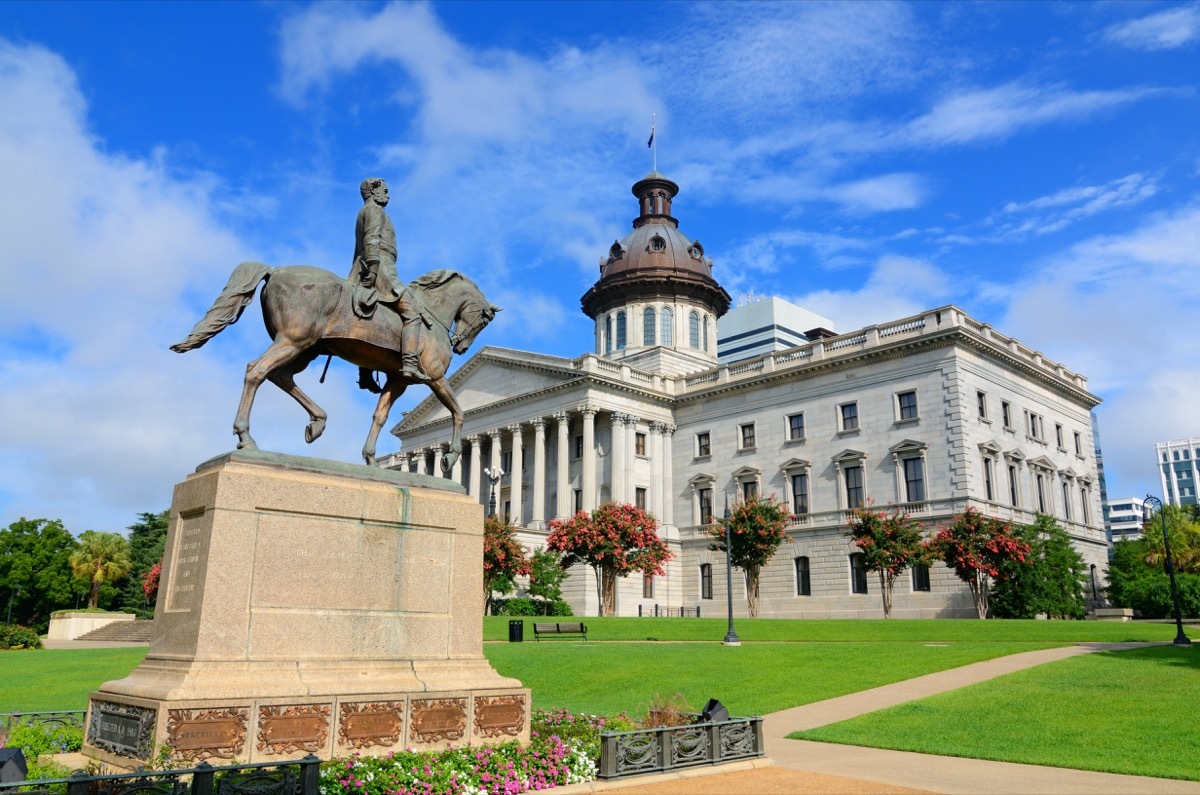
[647, 118, 655, 148]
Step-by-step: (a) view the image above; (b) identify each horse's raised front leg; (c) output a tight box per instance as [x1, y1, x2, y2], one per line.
[266, 349, 327, 443]
[362, 375, 407, 466]
[425, 376, 463, 477]
[234, 339, 306, 451]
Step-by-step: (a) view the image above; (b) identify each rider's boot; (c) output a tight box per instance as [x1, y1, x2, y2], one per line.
[401, 321, 429, 381]
[357, 367, 382, 394]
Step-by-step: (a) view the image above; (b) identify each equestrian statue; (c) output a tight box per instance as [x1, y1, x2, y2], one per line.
[170, 177, 499, 472]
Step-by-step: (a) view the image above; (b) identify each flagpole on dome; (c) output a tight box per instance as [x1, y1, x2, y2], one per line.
[648, 114, 656, 172]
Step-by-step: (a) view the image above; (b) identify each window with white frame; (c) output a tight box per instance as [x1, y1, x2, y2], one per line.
[984, 456, 995, 501]
[635, 432, 647, 457]
[1074, 431, 1082, 456]
[1002, 401, 1013, 429]
[700, 564, 713, 599]
[635, 487, 647, 511]
[845, 465, 864, 508]
[903, 457, 925, 502]
[1061, 481, 1071, 520]
[643, 307, 655, 346]
[849, 553, 868, 594]
[1036, 472, 1047, 513]
[834, 450, 867, 510]
[897, 390, 919, 422]
[977, 391, 988, 420]
[1080, 486, 1090, 524]
[1008, 463, 1019, 507]
[604, 315, 612, 354]
[699, 487, 713, 524]
[912, 564, 931, 592]
[643, 574, 654, 598]
[689, 311, 700, 348]
[742, 480, 758, 501]
[839, 402, 859, 432]
[1025, 410, 1046, 442]
[795, 557, 811, 596]
[696, 431, 711, 458]
[616, 310, 627, 350]
[660, 307, 673, 346]
[703, 315, 709, 352]
[787, 413, 805, 441]
[739, 422, 756, 450]
[1055, 423, 1065, 449]
[791, 472, 809, 515]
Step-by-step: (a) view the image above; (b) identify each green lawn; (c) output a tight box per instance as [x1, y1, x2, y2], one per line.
[792, 645, 1200, 781]
[0, 648, 147, 712]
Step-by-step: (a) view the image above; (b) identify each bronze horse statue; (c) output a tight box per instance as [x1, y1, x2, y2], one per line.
[171, 262, 498, 471]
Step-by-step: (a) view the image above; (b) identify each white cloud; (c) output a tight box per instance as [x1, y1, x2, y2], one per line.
[824, 173, 926, 212]
[1102, 5, 1200, 51]
[785, 254, 953, 331]
[994, 173, 1160, 237]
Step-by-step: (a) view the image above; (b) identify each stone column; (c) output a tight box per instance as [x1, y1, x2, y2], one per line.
[610, 412, 627, 504]
[508, 423, 524, 526]
[891, 452, 903, 503]
[555, 411, 571, 518]
[662, 425, 675, 526]
[649, 421, 665, 519]
[488, 429, 502, 475]
[450, 445, 462, 484]
[532, 418, 546, 528]
[834, 461, 845, 511]
[465, 435, 481, 501]
[432, 443, 446, 477]
[581, 405, 597, 510]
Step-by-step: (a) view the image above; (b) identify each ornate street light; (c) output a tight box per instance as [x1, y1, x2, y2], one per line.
[1143, 495, 1192, 647]
[485, 468, 504, 519]
[722, 491, 740, 647]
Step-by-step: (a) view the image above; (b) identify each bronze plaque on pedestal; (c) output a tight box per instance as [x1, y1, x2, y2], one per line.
[473, 695, 525, 738]
[167, 708, 248, 760]
[338, 702, 403, 749]
[88, 701, 156, 760]
[256, 704, 330, 755]
[410, 698, 466, 743]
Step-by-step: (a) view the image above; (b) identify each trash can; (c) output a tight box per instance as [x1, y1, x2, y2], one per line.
[508, 619, 524, 643]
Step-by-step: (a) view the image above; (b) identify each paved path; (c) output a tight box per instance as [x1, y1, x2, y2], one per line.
[568, 642, 1200, 795]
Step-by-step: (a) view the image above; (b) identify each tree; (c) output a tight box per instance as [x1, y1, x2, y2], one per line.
[483, 515, 530, 616]
[69, 531, 133, 609]
[547, 503, 672, 616]
[0, 518, 80, 632]
[1140, 504, 1200, 574]
[1107, 538, 1200, 619]
[705, 495, 792, 618]
[991, 515, 1087, 619]
[528, 547, 568, 615]
[845, 504, 926, 618]
[115, 511, 169, 615]
[930, 508, 1031, 619]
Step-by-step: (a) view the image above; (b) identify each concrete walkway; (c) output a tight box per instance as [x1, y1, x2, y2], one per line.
[579, 642, 1200, 795]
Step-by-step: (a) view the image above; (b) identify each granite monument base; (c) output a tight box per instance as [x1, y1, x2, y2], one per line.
[84, 450, 528, 768]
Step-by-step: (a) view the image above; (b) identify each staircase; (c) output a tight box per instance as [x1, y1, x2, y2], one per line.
[74, 619, 155, 643]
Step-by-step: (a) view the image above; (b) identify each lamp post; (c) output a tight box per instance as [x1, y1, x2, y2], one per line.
[5, 585, 18, 625]
[485, 467, 504, 519]
[722, 491, 740, 647]
[1090, 563, 1098, 602]
[1143, 495, 1192, 647]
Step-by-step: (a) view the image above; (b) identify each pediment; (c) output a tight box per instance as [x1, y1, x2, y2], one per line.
[890, 438, 928, 454]
[977, 439, 1004, 455]
[832, 448, 867, 463]
[689, 472, 716, 486]
[780, 457, 812, 471]
[1027, 455, 1057, 471]
[1059, 466, 1078, 479]
[731, 465, 762, 479]
[1004, 448, 1026, 461]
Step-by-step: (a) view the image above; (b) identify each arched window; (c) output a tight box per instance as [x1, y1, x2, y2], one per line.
[616, 311, 627, 350]
[605, 315, 612, 354]
[689, 311, 700, 349]
[703, 315, 709, 352]
[661, 307, 673, 346]
[643, 307, 656, 346]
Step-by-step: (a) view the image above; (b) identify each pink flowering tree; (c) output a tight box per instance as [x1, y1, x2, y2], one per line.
[930, 508, 1032, 618]
[845, 503, 927, 618]
[705, 495, 793, 617]
[483, 515, 531, 615]
[546, 503, 672, 616]
[142, 561, 161, 603]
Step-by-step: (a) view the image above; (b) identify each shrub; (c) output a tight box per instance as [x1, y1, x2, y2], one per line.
[0, 624, 44, 650]
[498, 597, 538, 616]
[546, 598, 574, 616]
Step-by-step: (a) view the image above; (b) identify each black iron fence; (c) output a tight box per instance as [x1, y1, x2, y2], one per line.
[598, 715, 763, 779]
[636, 605, 701, 617]
[0, 755, 321, 795]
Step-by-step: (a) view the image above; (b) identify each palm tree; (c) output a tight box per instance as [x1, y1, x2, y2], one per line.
[1142, 505, 1200, 575]
[69, 531, 133, 609]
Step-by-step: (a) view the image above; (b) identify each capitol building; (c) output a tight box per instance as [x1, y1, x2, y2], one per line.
[384, 172, 1107, 618]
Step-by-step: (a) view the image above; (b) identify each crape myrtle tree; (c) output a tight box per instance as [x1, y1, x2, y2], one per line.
[0, 518, 80, 632]
[706, 495, 792, 618]
[845, 503, 927, 618]
[547, 503, 671, 617]
[930, 508, 1031, 619]
[69, 530, 133, 610]
[483, 515, 530, 616]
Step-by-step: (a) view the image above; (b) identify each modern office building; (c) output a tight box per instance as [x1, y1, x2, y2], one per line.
[1104, 497, 1146, 543]
[383, 172, 1108, 618]
[1156, 437, 1200, 508]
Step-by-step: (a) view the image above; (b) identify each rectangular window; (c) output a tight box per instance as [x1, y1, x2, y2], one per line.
[740, 422, 756, 449]
[1002, 401, 1012, 429]
[904, 458, 925, 502]
[699, 488, 713, 524]
[1062, 482, 1071, 520]
[791, 473, 809, 515]
[1036, 474, 1046, 513]
[795, 557, 811, 597]
[840, 402, 859, 432]
[897, 391, 918, 421]
[696, 432, 711, 457]
[573, 489, 583, 514]
[643, 575, 654, 599]
[977, 391, 988, 419]
[573, 435, 583, 459]
[700, 564, 713, 600]
[1055, 423, 1064, 449]
[1080, 488, 1090, 525]
[635, 432, 647, 456]
[845, 465, 864, 509]
[787, 413, 805, 441]
[912, 564, 931, 592]
[1074, 432, 1082, 456]
[1026, 411, 1045, 441]
[983, 457, 995, 501]
[742, 480, 758, 502]
[850, 553, 868, 594]
[635, 487, 647, 511]
[1008, 465, 1019, 507]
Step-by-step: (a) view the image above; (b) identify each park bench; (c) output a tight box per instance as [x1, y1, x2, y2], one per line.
[533, 621, 587, 642]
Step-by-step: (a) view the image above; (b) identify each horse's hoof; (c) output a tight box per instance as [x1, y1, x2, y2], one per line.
[363, 453, 377, 467]
[441, 452, 459, 476]
[305, 417, 327, 444]
[236, 436, 258, 451]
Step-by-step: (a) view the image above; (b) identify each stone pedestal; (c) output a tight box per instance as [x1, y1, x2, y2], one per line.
[84, 450, 528, 768]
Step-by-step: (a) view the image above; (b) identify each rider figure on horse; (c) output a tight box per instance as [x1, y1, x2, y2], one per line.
[348, 177, 428, 391]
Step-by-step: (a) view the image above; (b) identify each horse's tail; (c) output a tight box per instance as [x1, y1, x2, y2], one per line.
[170, 261, 273, 353]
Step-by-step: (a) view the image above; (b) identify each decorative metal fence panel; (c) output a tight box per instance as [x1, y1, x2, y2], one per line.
[0, 754, 319, 795]
[1, 712, 87, 745]
[598, 716, 763, 779]
[636, 605, 701, 617]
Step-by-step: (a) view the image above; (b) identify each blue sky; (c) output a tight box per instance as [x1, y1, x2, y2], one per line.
[1, 1, 1198, 534]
